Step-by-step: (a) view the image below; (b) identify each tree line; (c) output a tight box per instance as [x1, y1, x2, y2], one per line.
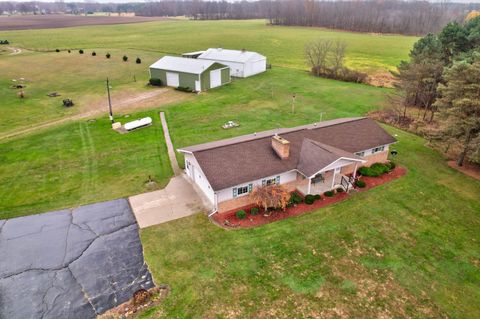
[392, 15, 480, 166]
[3, 1, 479, 36]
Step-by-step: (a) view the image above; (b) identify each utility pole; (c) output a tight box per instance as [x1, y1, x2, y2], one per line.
[106, 77, 113, 123]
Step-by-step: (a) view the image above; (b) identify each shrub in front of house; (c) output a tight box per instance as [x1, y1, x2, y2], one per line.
[371, 162, 390, 174]
[79, 49, 84, 54]
[92, 51, 96, 56]
[305, 194, 316, 205]
[236, 210, 247, 220]
[386, 161, 396, 171]
[336, 188, 344, 193]
[289, 192, 303, 205]
[106, 52, 111, 59]
[314, 194, 321, 200]
[359, 163, 390, 177]
[123, 55, 128, 62]
[250, 207, 259, 215]
[355, 180, 366, 188]
[136, 57, 142, 64]
[149, 78, 163, 86]
[324, 191, 334, 197]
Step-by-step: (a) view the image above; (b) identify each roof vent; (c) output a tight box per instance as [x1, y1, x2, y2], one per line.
[272, 135, 290, 160]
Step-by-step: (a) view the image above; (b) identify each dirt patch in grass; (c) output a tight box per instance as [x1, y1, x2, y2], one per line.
[367, 70, 396, 88]
[213, 166, 407, 229]
[447, 160, 480, 181]
[0, 14, 170, 31]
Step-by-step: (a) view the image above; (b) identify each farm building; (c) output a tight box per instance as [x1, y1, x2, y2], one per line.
[197, 48, 267, 78]
[149, 56, 230, 92]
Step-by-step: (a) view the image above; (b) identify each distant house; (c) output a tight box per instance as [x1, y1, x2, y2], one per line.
[178, 117, 396, 214]
[196, 48, 267, 78]
[149, 56, 231, 92]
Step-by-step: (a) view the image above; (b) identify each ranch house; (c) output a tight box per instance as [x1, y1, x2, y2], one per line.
[149, 56, 231, 92]
[177, 117, 397, 214]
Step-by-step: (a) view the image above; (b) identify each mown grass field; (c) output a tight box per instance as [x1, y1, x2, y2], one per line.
[0, 67, 388, 218]
[141, 126, 480, 318]
[5, 19, 417, 72]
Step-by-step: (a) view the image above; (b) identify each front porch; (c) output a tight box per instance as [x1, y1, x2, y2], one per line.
[296, 172, 351, 195]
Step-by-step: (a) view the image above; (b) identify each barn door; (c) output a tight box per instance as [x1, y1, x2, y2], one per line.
[166, 72, 179, 87]
[210, 69, 222, 88]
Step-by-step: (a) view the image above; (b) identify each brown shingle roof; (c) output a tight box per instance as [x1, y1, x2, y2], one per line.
[297, 139, 363, 177]
[180, 118, 396, 190]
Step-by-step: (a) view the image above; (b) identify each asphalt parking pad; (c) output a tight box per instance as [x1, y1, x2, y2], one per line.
[0, 199, 154, 318]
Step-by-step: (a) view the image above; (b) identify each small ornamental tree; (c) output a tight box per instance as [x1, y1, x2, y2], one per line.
[123, 55, 128, 62]
[91, 51, 96, 56]
[106, 52, 111, 59]
[136, 57, 142, 64]
[250, 185, 290, 212]
[79, 49, 84, 54]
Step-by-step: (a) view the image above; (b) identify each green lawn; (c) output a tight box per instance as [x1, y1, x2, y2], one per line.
[0, 111, 172, 219]
[5, 19, 416, 73]
[0, 49, 165, 134]
[140, 126, 480, 318]
[0, 67, 388, 218]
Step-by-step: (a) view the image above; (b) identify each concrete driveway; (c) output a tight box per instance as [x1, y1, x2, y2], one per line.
[129, 175, 211, 228]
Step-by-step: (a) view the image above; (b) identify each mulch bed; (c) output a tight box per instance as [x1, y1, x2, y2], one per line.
[212, 166, 407, 229]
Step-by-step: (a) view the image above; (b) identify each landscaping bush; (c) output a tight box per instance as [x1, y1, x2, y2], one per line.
[304, 194, 316, 205]
[371, 162, 390, 174]
[175, 86, 193, 92]
[91, 51, 96, 56]
[122, 55, 128, 62]
[358, 163, 390, 177]
[68, 50, 71, 53]
[136, 57, 142, 64]
[355, 180, 366, 188]
[79, 49, 84, 54]
[0, 40, 9, 45]
[236, 210, 247, 220]
[55, 49, 60, 52]
[314, 194, 321, 200]
[289, 192, 303, 205]
[149, 78, 163, 87]
[336, 187, 344, 193]
[106, 52, 111, 59]
[386, 161, 396, 171]
[324, 191, 335, 197]
[250, 207, 259, 216]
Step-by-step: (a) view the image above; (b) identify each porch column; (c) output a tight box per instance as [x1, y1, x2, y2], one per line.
[331, 170, 336, 189]
[353, 163, 359, 178]
[307, 178, 312, 194]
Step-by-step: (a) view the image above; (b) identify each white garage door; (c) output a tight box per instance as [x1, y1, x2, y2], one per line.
[210, 69, 222, 88]
[166, 72, 179, 87]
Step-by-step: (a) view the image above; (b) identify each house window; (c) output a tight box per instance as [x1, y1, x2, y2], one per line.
[355, 151, 365, 157]
[262, 176, 280, 186]
[371, 146, 385, 154]
[237, 185, 249, 195]
[233, 183, 253, 198]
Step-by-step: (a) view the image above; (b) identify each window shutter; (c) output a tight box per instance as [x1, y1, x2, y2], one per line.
[275, 175, 280, 184]
[262, 179, 266, 186]
[248, 183, 253, 193]
[233, 187, 238, 198]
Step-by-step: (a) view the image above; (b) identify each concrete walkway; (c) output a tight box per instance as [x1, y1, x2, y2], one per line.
[129, 112, 211, 228]
[160, 111, 181, 176]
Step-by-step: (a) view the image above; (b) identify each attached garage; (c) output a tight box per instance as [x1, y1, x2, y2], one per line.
[149, 56, 230, 92]
[197, 48, 267, 78]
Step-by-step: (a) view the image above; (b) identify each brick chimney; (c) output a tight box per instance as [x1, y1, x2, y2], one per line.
[272, 135, 290, 159]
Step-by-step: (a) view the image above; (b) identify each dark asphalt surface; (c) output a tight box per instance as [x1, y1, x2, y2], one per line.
[0, 199, 155, 319]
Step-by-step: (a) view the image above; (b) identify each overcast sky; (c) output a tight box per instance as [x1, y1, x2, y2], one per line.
[0, 0, 479, 4]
